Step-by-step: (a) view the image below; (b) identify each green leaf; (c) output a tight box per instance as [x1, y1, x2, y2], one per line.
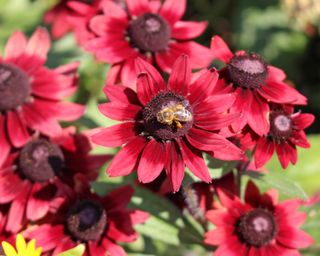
[58, 244, 85, 256]
[204, 154, 237, 179]
[130, 185, 204, 246]
[244, 171, 308, 200]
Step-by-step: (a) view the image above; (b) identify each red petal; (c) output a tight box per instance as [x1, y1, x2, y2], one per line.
[89, 15, 109, 36]
[135, 57, 166, 92]
[156, 41, 212, 72]
[254, 137, 275, 168]
[0, 171, 24, 203]
[166, 142, 184, 192]
[107, 217, 137, 243]
[214, 236, 247, 256]
[105, 64, 122, 85]
[101, 0, 127, 19]
[277, 228, 314, 249]
[107, 136, 146, 177]
[138, 140, 166, 183]
[31, 72, 76, 101]
[172, 21, 207, 40]
[195, 112, 239, 131]
[267, 65, 286, 81]
[244, 180, 261, 207]
[277, 211, 307, 228]
[292, 113, 315, 130]
[187, 128, 243, 161]
[21, 104, 62, 136]
[206, 209, 235, 226]
[121, 57, 138, 89]
[129, 209, 149, 224]
[204, 228, 230, 245]
[179, 140, 211, 182]
[67, 1, 92, 14]
[187, 68, 218, 105]
[149, 0, 161, 13]
[98, 102, 141, 121]
[276, 199, 301, 216]
[263, 244, 300, 256]
[103, 185, 134, 212]
[136, 73, 156, 105]
[26, 27, 51, 62]
[264, 189, 279, 205]
[26, 183, 51, 221]
[103, 84, 140, 105]
[103, 238, 127, 256]
[48, 102, 85, 122]
[91, 122, 138, 147]
[193, 93, 235, 115]
[126, 0, 150, 16]
[289, 131, 310, 148]
[285, 142, 298, 165]
[47, 10, 72, 39]
[230, 88, 251, 133]
[159, 0, 186, 25]
[247, 93, 270, 136]
[168, 54, 191, 95]
[4, 31, 27, 60]
[259, 80, 307, 105]
[95, 41, 137, 63]
[6, 185, 30, 233]
[52, 237, 76, 255]
[210, 36, 233, 63]
[88, 241, 109, 255]
[275, 142, 292, 169]
[24, 224, 65, 251]
[0, 116, 11, 167]
[54, 61, 79, 75]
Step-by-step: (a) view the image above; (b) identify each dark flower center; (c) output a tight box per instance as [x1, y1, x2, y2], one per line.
[236, 208, 277, 247]
[19, 139, 65, 182]
[269, 111, 293, 142]
[66, 200, 107, 242]
[128, 13, 171, 53]
[142, 91, 193, 140]
[226, 54, 268, 89]
[0, 63, 30, 111]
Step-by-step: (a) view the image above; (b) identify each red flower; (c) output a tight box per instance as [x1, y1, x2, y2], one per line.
[210, 36, 307, 136]
[92, 55, 243, 192]
[254, 105, 314, 169]
[0, 28, 84, 166]
[0, 128, 110, 233]
[44, 0, 103, 45]
[86, 0, 212, 87]
[24, 185, 149, 256]
[205, 181, 314, 256]
[44, 0, 74, 39]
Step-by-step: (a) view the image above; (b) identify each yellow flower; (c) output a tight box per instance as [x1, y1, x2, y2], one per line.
[1, 234, 42, 256]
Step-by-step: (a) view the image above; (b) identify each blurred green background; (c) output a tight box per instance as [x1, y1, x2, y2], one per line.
[0, 0, 319, 255]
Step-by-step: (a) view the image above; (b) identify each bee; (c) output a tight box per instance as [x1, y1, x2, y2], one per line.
[156, 101, 192, 129]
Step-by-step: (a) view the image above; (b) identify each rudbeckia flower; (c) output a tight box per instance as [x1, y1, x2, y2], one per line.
[0, 28, 84, 166]
[205, 180, 314, 256]
[86, 0, 212, 86]
[210, 35, 307, 136]
[92, 55, 243, 191]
